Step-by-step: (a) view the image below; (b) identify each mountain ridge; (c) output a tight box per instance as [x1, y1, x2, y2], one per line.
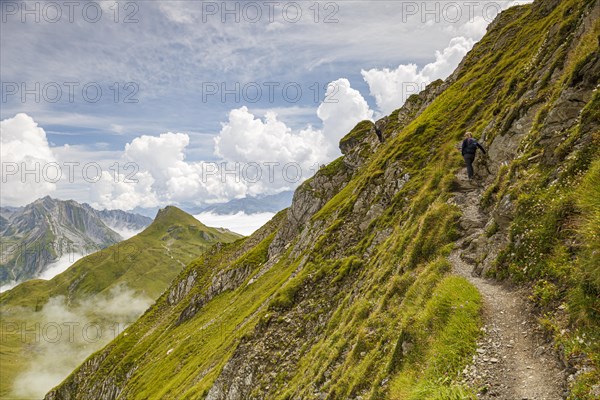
[0, 196, 152, 288]
[1, 196, 121, 285]
[0, 205, 241, 307]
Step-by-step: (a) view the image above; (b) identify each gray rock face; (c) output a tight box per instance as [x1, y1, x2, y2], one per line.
[167, 269, 198, 306]
[268, 160, 353, 259]
[44, 352, 121, 400]
[482, 22, 600, 179]
[339, 119, 387, 172]
[486, 104, 542, 176]
[175, 264, 253, 325]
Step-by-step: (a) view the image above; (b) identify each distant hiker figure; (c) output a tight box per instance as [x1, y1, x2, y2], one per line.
[374, 122, 384, 143]
[375, 127, 383, 143]
[461, 132, 486, 180]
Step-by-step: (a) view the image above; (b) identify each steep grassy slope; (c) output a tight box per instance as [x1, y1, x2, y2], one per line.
[46, 0, 599, 398]
[0, 206, 241, 398]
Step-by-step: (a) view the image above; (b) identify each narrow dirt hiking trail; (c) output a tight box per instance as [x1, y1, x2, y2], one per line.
[449, 176, 566, 399]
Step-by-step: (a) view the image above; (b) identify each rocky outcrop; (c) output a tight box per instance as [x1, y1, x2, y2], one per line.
[205, 259, 343, 400]
[268, 158, 353, 259]
[176, 265, 254, 325]
[482, 6, 600, 177]
[44, 351, 119, 400]
[267, 74, 453, 262]
[394, 79, 447, 135]
[339, 120, 382, 170]
[167, 269, 198, 305]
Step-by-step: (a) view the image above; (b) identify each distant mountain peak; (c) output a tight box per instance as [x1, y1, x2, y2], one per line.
[198, 191, 294, 215]
[155, 205, 201, 224]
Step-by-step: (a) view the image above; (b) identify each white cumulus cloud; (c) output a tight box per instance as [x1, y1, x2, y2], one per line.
[361, 0, 533, 116]
[91, 78, 373, 211]
[317, 78, 374, 155]
[4, 78, 373, 212]
[361, 37, 475, 115]
[0, 113, 57, 206]
[89, 170, 158, 211]
[215, 107, 328, 166]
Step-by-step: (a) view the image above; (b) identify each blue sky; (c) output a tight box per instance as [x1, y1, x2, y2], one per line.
[1, 1, 530, 210]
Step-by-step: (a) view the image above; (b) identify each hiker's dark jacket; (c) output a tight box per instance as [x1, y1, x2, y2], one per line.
[462, 138, 486, 156]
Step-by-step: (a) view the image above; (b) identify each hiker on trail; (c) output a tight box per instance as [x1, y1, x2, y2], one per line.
[375, 126, 383, 143]
[461, 131, 486, 180]
[374, 122, 384, 143]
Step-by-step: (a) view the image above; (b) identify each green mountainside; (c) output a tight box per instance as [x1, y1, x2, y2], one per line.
[0, 206, 241, 399]
[45, 0, 599, 398]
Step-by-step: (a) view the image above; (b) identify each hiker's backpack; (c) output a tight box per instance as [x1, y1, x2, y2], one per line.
[465, 139, 478, 155]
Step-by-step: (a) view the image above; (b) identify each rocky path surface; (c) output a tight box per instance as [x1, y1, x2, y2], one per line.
[449, 177, 566, 399]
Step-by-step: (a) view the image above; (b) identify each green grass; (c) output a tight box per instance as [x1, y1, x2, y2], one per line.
[389, 275, 481, 399]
